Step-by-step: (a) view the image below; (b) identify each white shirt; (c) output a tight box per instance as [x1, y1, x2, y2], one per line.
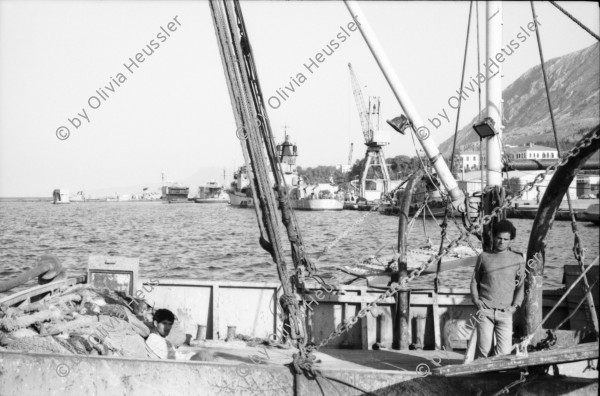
[145, 333, 176, 359]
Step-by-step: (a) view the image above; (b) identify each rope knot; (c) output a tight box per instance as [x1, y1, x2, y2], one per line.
[291, 352, 317, 379]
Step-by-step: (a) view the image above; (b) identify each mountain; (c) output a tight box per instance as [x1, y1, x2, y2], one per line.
[439, 43, 599, 154]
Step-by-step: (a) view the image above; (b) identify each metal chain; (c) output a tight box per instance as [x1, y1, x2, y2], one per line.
[307, 133, 600, 352]
[491, 370, 530, 396]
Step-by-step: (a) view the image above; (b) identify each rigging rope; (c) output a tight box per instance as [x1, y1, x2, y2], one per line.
[553, 276, 600, 332]
[410, 131, 446, 200]
[441, 1, 473, 292]
[475, 1, 485, 193]
[517, 256, 598, 350]
[421, 200, 433, 248]
[450, 0, 474, 173]
[210, 2, 310, 366]
[548, 1, 600, 41]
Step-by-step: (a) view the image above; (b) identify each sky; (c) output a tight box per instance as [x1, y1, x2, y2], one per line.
[0, 0, 598, 197]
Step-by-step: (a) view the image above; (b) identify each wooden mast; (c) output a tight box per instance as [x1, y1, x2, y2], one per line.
[393, 170, 424, 350]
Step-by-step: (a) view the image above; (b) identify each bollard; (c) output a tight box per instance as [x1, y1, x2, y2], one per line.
[196, 325, 207, 341]
[226, 326, 236, 341]
[414, 315, 426, 349]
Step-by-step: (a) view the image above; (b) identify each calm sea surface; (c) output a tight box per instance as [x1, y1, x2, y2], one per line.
[1, 201, 598, 295]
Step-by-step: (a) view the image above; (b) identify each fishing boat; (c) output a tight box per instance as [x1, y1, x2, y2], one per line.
[160, 184, 190, 204]
[69, 191, 86, 203]
[2, 1, 598, 395]
[277, 134, 344, 211]
[583, 203, 600, 225]
[0, 254, 597, 394]
[226, 166, 255, 208]
[289, 182, 344, 211]
[194, 181, 229, 204]
[227, 135, 345, 210]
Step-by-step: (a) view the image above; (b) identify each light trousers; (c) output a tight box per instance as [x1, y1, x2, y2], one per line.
[476, 308, 513, 358]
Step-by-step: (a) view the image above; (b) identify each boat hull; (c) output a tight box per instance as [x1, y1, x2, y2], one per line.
[194, 198, 229, 204]
[162, 198, 193, 204]
[583, 203, 600, 225]
[290, 199, 343, 211]
[0, 276, 596, 395]
[227, 192, 254, 208]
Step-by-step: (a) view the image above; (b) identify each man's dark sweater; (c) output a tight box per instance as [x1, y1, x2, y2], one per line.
[470, 250, 525, 309]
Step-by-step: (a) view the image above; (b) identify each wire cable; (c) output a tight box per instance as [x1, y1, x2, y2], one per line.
[549, 1, 600, 41]
[450, 1, 474, 173]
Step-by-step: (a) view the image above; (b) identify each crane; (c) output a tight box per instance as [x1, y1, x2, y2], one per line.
[349, 63, 371, 143]
[348, 63, 391, 202]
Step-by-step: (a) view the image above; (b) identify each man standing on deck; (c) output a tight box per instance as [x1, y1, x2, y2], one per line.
[471, 220, 525, 358]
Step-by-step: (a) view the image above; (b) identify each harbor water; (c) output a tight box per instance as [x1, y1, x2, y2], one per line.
[1, 201, 599, 295]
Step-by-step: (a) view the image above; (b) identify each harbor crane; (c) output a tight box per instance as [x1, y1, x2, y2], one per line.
[348, 63, 391, 201]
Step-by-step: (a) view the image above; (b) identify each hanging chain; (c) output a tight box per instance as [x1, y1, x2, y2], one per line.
[491, 370, 531, 396]
[306, 133, 600, 352]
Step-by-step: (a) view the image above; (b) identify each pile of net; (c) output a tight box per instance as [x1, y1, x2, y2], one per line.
[0, 284, 183, 359]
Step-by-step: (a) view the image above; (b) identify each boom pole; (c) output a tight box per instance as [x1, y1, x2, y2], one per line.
[344, 0, 465, 211]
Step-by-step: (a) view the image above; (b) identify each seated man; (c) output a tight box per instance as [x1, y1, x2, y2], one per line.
[145, 309, 177, 359]
[145, 308, 216, 362]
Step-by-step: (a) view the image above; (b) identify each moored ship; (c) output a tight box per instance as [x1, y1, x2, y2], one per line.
[161, 184, 190, 204]
[194, 181, 229, 204]
[227, 166, 255, 208]
[278, 134, 344, 211]
[583, 203, 600, 225]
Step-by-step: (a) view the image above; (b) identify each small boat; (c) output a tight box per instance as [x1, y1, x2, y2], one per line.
[227, 166, 255, 208]
[340, 246, 479, 286]
[194, 181, 229, 204]
[289, 182, 344, 211]
[278, 135, 344, 211]
[69, 191, 86, 203]
[582, 203, 600, 225]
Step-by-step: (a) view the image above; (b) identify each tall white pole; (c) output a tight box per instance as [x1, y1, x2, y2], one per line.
[486, 1, 503, 187]
[344, 0, 464, 211]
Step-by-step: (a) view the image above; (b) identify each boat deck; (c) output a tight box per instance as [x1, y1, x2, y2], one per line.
[181, 340, 598, 380]
[180, 341, 463, 374]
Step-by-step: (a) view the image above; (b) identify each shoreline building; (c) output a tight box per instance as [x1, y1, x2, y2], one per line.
[504, 143, 558, 160]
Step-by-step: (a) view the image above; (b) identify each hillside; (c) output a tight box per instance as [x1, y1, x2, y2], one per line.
[440, 42, 599, 154]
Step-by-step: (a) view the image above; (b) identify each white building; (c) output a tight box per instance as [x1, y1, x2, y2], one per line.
[456, 170, 580, 201]
[505, 143, 558, 160]
[459, 151, 485, 171]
